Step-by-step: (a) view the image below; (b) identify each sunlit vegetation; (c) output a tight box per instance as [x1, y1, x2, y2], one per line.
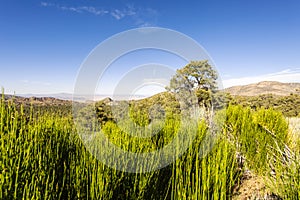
[1, 61, 300, 199]
[231, 93, 300, 117]
[1, 92, 299, 199]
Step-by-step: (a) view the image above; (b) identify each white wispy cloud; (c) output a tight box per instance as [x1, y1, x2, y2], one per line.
[40, 2, 53, 7]
[132, 8, 159, 27]
[223, 68, 300, 88]
[110, 5, 136, 20]
[79, 6, 109, 15]
[40, 2, 157, 26]
[41, 2, 109, 16]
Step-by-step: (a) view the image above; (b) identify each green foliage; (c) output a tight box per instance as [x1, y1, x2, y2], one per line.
[167, 60, 218, 109]
[0, 95, 243, 199]
[0, 97, 76, 199]
[1, 92, 298, 199]
[224, 105, 300, 199]
[231, 93, 300, 117]
[171, 121, 242, 199]
[95, 98, 114, 124]
[129, 102, 152, 127]
[265, 118, 300, 199]
[265, 140, 300, 199]
[94, 92, 181, 127]
[225, 105, 289, 174]
[212, 91, 233, 110]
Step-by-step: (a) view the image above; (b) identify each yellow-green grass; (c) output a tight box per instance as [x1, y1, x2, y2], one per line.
[1, 94, 296, 199]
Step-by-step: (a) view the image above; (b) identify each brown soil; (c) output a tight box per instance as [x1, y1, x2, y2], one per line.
[232, 170, 281, 200]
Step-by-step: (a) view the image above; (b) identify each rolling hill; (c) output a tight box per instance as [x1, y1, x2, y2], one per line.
[224, 81, 300, 96]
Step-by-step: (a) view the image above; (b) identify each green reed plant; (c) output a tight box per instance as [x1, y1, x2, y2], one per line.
[225, 105, 289, 175]
[266, 145, 300, 199]
[2, 93, 294, 199]
[170, 120, 242, 200]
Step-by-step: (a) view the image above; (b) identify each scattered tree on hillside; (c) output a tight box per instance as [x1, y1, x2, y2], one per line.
[231, 93, 300, 117]
[95, 98, 114, 125]
[166, 60, 218, 110]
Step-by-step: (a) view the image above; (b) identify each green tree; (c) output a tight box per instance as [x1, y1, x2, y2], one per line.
[167, 60, 218, 109]
[95, 98, 114, 125]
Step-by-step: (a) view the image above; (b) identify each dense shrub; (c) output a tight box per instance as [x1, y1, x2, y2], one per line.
[225, 105, 289, 174]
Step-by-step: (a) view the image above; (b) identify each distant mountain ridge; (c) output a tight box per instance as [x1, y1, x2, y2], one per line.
[8, 93, 147, 102]
[4, 81, 300, 103]
[3, 95, 71, 106]
[224, 81, 300, 96]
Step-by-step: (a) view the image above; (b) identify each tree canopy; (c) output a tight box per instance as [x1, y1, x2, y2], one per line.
[167, 60, 218, 108]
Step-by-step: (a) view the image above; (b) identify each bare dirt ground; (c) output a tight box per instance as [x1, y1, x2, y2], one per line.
[232, 118, 300, 200]
[232, 170, 280, 200]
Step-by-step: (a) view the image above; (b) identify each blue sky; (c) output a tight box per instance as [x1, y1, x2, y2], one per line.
[1, 0, 300, 95]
